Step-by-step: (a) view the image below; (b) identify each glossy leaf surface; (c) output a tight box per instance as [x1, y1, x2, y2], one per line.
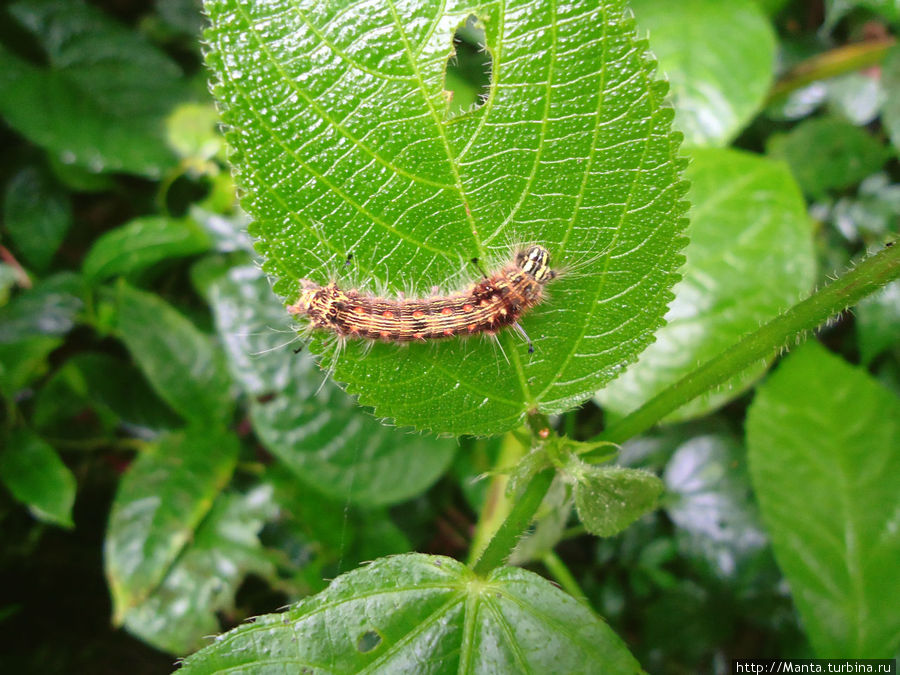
[630, 0, 775, 147]
[597, 149, 815, 421]
[663, 433, 768, 580]
[747, 342, 900, 657]
[204, 0, 688, 435]
[121, 486, 276, 655]
[180, 554, 642, 674]
[105, 426, 239, 624]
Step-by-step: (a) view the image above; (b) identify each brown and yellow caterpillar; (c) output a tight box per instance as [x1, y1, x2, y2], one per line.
[287, 245, 557, 353]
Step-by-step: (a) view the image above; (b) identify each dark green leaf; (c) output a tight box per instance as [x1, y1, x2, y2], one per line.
[824, 0, 900, 28]
[0, 272, 84, 343]
[855, 279, 900, 365]
[663, 433, 768, 580]
[82, 216, 210, 282]
[829, 173, 900, 243]
[156, 0, 206, 37]
[204, 0, 688, 435]
[0, 427, 75, 528]
[202, 263, 456, 506]
[754, 0, 792, 14]
[0, 0, 188, 177]
[179, 554, 643, 674]
[3, 165, 72, 271]
[105, 425, 239, 623]
[121, 485, 276, 655]
[597, 149, 816, 421]
[32, 352, 182, 434]
[570, 463, 664, 537]
[0, 336, 61, 397]
[882, 46, 900, 154]
[766, 117, 890, 199]
[747, 342, 900, 657]
[630, 0, 776, 147]
[116, 283, 234, 424]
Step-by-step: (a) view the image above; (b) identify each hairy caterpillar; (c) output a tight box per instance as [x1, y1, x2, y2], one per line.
[287, 245, 557, 353]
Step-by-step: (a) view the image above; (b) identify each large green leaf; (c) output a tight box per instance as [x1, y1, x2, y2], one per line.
[629, 0, 776, 147]
[597, 149, 815, 421]
[104, 425, 239, 624]
[824, 0, 900, 28]
[0, 427, 76, 528]
[3, 165, 72, 272]
[179, 554, 642, 674]
[204, 0, 688, 436]
[120, 486, 277, 655]
[746, 342, 900, 657]
[0, 0, 188, 177]
[200, 262, 456, 505]
[116, 283, 234, 424]
[31, 352, 182, 435]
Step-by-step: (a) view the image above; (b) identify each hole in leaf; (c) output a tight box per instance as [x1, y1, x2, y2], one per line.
[356, 629, 382, 653]
[444, 15, 492, 115]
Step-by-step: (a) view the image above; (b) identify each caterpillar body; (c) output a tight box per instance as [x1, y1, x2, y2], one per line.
[287, 245, 557, 350]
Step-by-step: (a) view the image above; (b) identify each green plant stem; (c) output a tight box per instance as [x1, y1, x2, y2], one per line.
[542, 550, 588, 605]
[768, 38, 896, 104]
[598, 244, 900, 445]
[472, 469, 553, 577]
[466, 432, 528, 567]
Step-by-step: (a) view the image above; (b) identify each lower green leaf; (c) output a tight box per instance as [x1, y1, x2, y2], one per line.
[104, 425, 239, 623]
[0, 428, 75, 528]
[747, 341, 900, 657]
[179, 554, 643, 674]
[121, 486, 277, 655]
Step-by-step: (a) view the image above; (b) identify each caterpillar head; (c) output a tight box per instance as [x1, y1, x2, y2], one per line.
[517, 245, 556, 284]
[287, 279, 322, 316]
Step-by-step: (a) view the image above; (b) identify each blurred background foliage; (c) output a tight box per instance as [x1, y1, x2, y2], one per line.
[0, 0, 897, 673]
